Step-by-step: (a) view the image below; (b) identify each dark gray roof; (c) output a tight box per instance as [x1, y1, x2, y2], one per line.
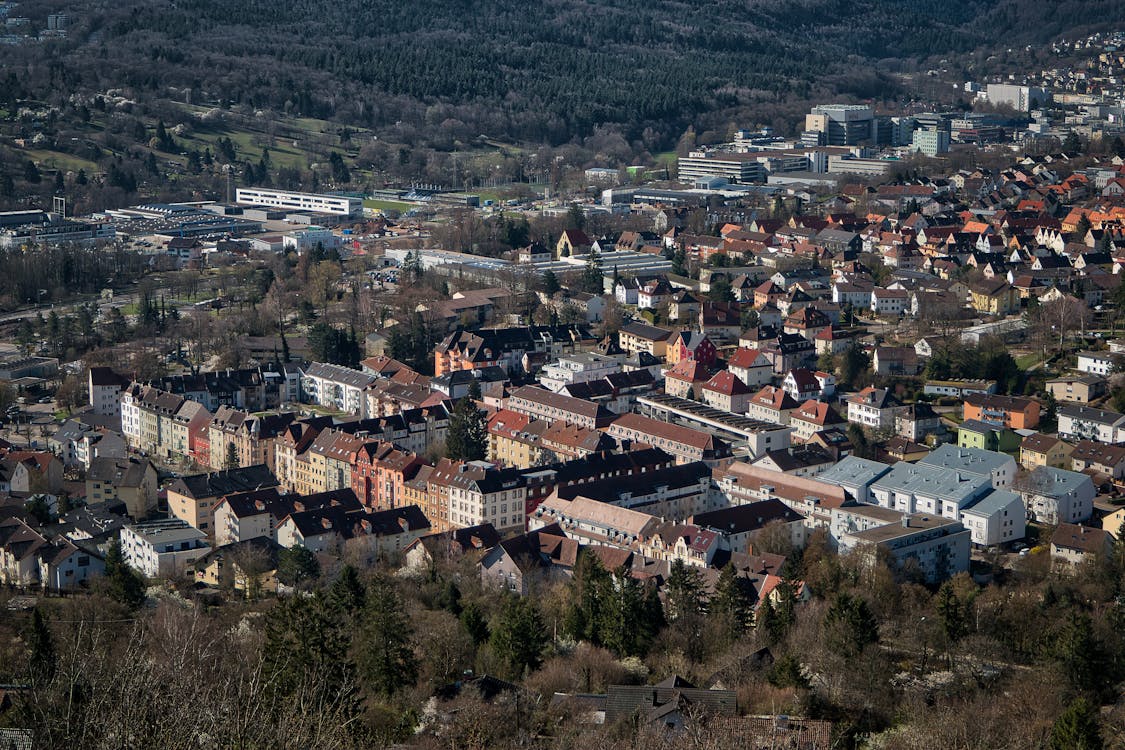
[169, 464, 279, 500]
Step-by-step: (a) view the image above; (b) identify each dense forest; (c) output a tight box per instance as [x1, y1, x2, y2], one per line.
[5, 0, 1125, 149]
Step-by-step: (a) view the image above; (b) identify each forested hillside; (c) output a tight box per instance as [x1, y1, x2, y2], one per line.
[2, 0, 1123, 148]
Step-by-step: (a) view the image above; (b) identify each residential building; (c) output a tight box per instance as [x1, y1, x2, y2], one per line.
[1069, 440, 1125, 480]
[1016, 466, 1095, 525]
[212, 487, 362, 546]
[435, 325, 597, 377]
[712, 461, 848, 532]
[968, 278, 1020, 315]
[1046, 374, 1108, 404]
[846, 387, 903, 431]
[607, 413, 732, 465]
[727, 347, 774, 388]
[959, 490, 1026, 547]
[1050, 523, 1114, 567]
[85, 456, 158, 520]
[870, 461, 992, 520]
[88, 366, 128, 417]
[352, 442, 428, 509]
[403, 523, 501, 573]
[120, 519, 210, 578]
[280, 504, 430, 561]
[841, 514, 971, 584]
[1076, 351, 1115, 377]
[166, 465, 280, 536]
[873, 346, 920, 376]
[666, 331, 717, 368]
[507, 385, 615, 429]
[478, 524, 578, 594]
[193, 538, 282, 595]
[300, 362, 377, 416]
[690, 500, 806, 556]
[782, 368, 835, 402]
[1020, 433, 1075, 470]
[789, 400, 846, 442]
[752, 445, 836, 478]
[538, 353, 621, 392]
[663, 359, 712, 400]
[700, 370, 753, 414]
[746, 386, 801, 425]
[918, 444, 1018, 490]
[963, 393, 1041, 430]
[1057, 405, 1125, 444]
[896, 402, 944, 443]
[617, 322, 673, 359]
[816, 456, 892, 505]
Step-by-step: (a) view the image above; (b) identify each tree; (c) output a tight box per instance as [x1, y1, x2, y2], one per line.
[24, 160, 41, 184]
[710, 564, 752, 640]
[263, 592, 354, 701]
[356, 576, 417, 698]
[490, 596, 547, 676]
[1074, 214, 1092, 242]
[839, 342, 870, 387]
[582, 248, 604, 294]
[565, 203, 586, 231]
[104, 539, 146, 609]
[27, 607, 56, 682]
[823, 592, 878, 657]
[1055, 611, 1104, 695]
[935, 580, 968, 642]
[329, 564, 366, 614]
[446, 379, 487, 461]
[224, 442, 239, 470]
[1062, 131, 1082, 155]
[276, 545, 320, 588]
[664, 559, 705, 622]
[460, 601, 490, 645]
[542, 269, 561, 297]
[1050, 697, 1103, 750]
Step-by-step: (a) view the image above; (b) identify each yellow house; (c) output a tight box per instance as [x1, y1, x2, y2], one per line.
[969, 279, 1020, 315]
[556, 229, 592, 258]
[194, 538, 281, 598]
[1104, 508, 1125, 540]
[487, 410, 543, 469]
[1020, 433, 1074, 470]
[618, 321, 672, 360]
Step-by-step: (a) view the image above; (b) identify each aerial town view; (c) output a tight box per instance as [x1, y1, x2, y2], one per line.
[1, 1, 1125, 748]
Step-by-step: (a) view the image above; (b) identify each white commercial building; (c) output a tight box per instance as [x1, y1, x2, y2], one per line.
[235, 188, 362, 217]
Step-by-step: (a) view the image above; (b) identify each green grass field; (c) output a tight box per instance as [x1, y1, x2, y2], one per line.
[363, 198, 415, 213]
[23, 149, 101, 174]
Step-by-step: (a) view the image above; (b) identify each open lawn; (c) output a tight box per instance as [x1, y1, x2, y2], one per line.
[23, 149, 101, 174]
[1015, 352, 1044, 369]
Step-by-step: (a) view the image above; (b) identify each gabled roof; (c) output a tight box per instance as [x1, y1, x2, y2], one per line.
[791, 400, 845, 426]
[702, 370, 750, 396]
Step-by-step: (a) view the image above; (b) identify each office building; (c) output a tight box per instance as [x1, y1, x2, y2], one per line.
[235, 188, 362, 217]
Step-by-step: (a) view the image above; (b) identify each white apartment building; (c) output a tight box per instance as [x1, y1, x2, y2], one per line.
[300, 362, 377, 416]
[537, 352, 622, 392]
[1076, 351, 1115, 377]
[120, 519, 210, 579]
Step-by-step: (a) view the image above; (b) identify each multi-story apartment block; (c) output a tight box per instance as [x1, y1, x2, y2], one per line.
[166, 465, 280, 536]
[840, 514, 970, 584]
[1057, 405, 1125, 444]
[300, 362, 377, 416]
[962, 393, 1041, 430]
[120, 519, 210, 578]
[507, 385, 615, 429]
